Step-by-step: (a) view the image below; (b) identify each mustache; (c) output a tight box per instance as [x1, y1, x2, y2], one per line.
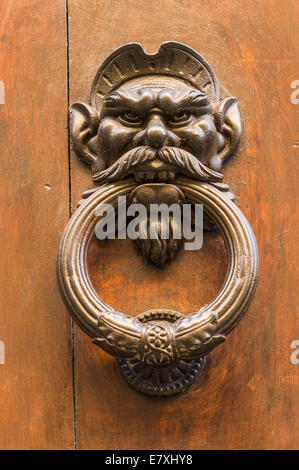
[92, 146, 223, 184]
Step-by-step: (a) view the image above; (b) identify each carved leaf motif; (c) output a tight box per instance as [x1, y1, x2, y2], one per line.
[93, 310, 143, 359]
[174, 311, 225, 358]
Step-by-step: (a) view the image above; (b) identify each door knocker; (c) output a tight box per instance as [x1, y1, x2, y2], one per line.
[57, 42, 259, 396]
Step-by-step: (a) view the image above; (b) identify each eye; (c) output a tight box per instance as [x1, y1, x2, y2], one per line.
[119, 112, 142, 125]
[168, 111, 191, 125]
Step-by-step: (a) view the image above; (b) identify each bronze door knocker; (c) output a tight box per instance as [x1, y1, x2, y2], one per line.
[57, 42, 259, 396]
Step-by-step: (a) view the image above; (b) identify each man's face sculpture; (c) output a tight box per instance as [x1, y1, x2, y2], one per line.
[70, 43, 241, 265]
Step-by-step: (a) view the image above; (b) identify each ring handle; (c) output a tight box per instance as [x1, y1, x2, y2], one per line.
[57, 177, 259, 395]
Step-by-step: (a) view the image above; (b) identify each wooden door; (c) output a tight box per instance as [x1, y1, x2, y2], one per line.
[0, 0, 298, 450]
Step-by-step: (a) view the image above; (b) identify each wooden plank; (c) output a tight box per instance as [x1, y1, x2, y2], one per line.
[68, 0, 299, 449]
[0, 0, 73, 449]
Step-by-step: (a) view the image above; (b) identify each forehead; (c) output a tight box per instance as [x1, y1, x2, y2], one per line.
[116, 75, 196, 96]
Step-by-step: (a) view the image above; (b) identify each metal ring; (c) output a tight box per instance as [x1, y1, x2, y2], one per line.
[57, 177, 259, 364]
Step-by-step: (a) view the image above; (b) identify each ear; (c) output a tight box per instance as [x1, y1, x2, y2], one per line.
[210, 97, 241, 171]
[69, 102, 99, 166]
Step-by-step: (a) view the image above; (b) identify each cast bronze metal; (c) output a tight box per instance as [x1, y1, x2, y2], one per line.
[57, 42, 259, 396]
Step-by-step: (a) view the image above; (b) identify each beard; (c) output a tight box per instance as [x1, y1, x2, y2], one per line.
[133, 218, 183, 267]
[92, 146, 223, 185]
[132, 213, 183, 266]
[128, 183, 185, 266]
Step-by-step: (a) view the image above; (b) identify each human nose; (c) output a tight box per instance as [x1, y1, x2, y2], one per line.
[145, 114, 168, 148]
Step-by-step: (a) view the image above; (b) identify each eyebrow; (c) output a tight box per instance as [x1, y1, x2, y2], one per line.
[103, 88, 211, 114]
[103, 90, 154, 113]
[104, 91, 133, 108]
[158, 90, 211, 112]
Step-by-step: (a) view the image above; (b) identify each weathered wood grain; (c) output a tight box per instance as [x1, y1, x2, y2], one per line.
[0, 0, 73, 449]
[68, 0, 298, 450]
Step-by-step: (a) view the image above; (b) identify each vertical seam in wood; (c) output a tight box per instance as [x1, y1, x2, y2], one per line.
[65, 0, 77, 451]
